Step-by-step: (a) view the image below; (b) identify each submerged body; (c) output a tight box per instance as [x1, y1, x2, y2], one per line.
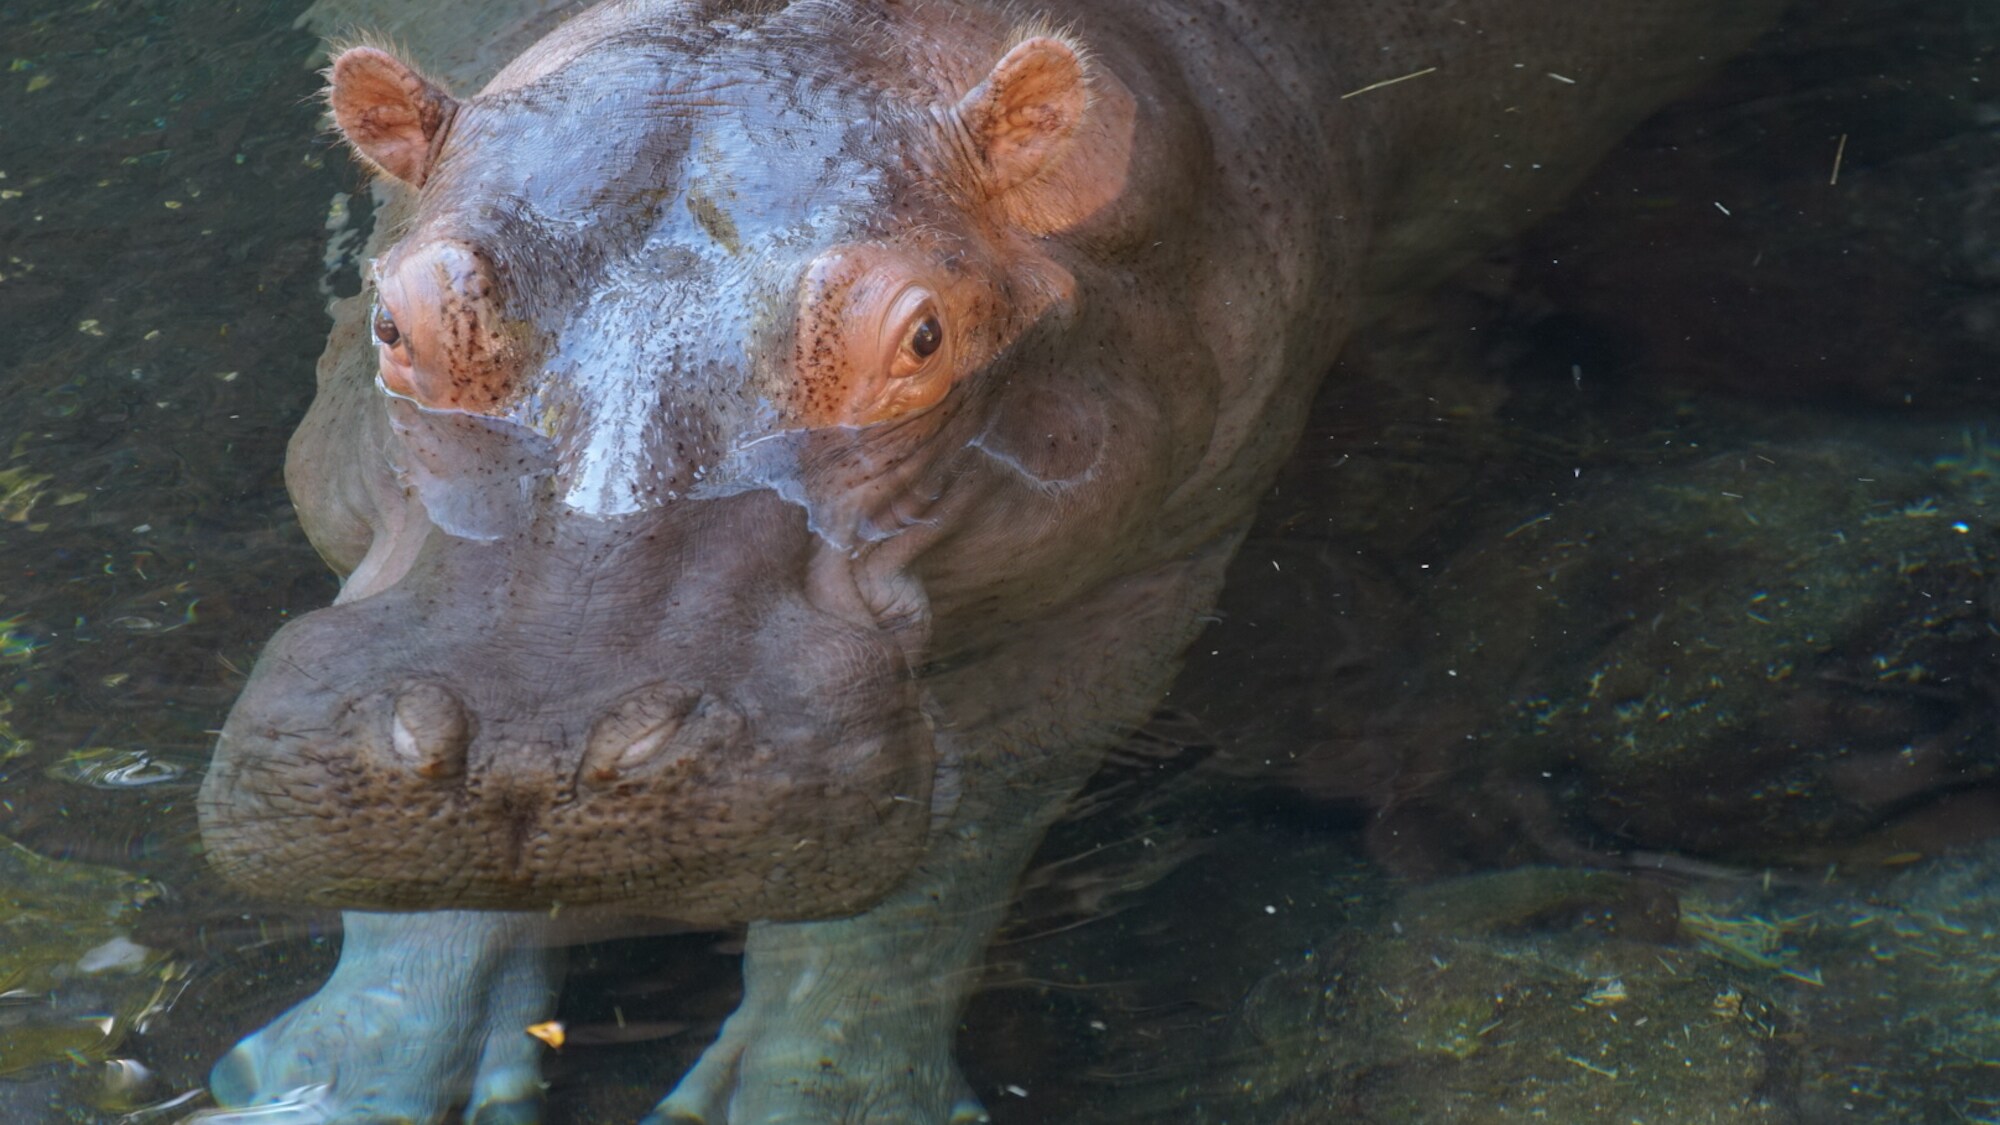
[194, 0, 1777, 1120]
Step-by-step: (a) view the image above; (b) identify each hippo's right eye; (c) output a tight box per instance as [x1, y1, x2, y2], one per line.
[886, 292, 948, 381]
[369, 296, 419, 399]
[372, 302, 402, 348]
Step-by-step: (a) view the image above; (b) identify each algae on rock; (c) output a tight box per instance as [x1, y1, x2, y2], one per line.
[0, 834, 175, 1079]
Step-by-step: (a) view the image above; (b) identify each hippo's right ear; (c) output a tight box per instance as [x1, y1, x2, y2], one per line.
[951, 35, 1136, 235]
[328, 46, 457, 187]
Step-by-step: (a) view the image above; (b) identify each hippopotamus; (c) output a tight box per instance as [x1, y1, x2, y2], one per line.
[193, 0, 1779, 1120]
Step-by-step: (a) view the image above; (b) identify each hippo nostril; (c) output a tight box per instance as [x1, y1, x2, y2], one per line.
[581, 684, 703, 783]
[390, 683, 473, 779]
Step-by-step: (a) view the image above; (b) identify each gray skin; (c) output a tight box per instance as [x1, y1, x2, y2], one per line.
[191, 1, 1778, 1121]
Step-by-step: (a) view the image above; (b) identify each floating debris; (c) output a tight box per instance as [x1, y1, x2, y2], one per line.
[1342, 66, 1438, 99]
[45, 747, 195, 789]
[0, 615, 39, 663]
[0, 466, 51, 522]
[1557, 1053, 1617, 1079]
[0, 697, 29, 761]
[1681, 904, 1814, 975]
[1581, 978, 1628, 1007]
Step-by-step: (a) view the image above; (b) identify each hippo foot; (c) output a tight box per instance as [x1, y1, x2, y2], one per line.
[195, 911, 560, 1125]
[643, 911, 991, 1125]
[644, 1014, 987, 1125]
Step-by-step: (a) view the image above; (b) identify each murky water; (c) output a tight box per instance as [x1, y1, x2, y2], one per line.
[1, 0, 1996, 1122]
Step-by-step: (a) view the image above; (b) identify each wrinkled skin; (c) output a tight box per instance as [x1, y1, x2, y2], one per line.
[193, 1, 1779, 1121]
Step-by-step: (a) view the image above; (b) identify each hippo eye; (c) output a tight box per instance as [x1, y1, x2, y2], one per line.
[887, 295, 946, 380]
[791, 253, 962, 426]
[909, 316, 942, 359]
[371, 301, 402, 348]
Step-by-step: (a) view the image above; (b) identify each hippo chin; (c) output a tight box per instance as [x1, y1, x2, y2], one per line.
[194, 0, 1778, 1120]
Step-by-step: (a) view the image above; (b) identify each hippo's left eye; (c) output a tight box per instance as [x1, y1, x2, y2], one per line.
[886, 291, 947, 380]
[909, 315, 942, 359]
[790, 252, 964, 427]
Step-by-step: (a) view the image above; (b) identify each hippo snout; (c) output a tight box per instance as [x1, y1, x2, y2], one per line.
[368, 681, 740, 788]
[198, 504, 937, 926]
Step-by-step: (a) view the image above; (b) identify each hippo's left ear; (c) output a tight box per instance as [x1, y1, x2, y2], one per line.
[951, 35, 1135, 235]
[328, 46, 458, 187]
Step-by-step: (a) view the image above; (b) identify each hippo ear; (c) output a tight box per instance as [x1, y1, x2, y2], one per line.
[953, 35, 1135, 235]
[328, 46, 457, 187]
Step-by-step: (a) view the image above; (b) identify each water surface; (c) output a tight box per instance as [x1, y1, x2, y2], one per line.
[1, 1, 1997, 1122]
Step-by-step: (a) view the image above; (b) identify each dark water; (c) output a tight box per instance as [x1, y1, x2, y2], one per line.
[0, 0, 345, 1118]
[1, 0, 1997, 1122]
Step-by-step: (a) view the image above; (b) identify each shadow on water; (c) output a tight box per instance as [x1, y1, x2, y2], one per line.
[0, 0, 1997, 1121]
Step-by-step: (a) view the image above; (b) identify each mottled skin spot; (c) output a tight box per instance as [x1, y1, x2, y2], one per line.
[686, 186, 742, 254]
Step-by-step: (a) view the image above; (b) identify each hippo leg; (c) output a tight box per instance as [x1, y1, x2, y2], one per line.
[203, 910, 560, 1125]
[646, 775, 1058, 1125]
[643, 553, 1237, 1125]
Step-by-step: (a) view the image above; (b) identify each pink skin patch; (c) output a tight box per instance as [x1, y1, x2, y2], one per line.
[370, 241, 526, 414]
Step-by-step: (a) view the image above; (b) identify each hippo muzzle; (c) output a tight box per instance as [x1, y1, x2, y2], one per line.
[197, 490, 936, 925]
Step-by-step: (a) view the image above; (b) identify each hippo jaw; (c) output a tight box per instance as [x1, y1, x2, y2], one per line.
[198, 491, 938, 924]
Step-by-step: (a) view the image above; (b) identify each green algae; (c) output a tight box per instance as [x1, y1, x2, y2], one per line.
[0, 834, 176, 1078]
[0, 698, 27, 764]
[0, 465, 51, 524]
[1185, 854, 2000, 1124]
[0, 614, 37, 666]
[1383, 438, 2000, 867]
[1225, 866, 1794, 1124]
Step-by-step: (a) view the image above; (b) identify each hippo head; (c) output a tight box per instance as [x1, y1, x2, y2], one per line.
[197, 0, 1171, 925]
